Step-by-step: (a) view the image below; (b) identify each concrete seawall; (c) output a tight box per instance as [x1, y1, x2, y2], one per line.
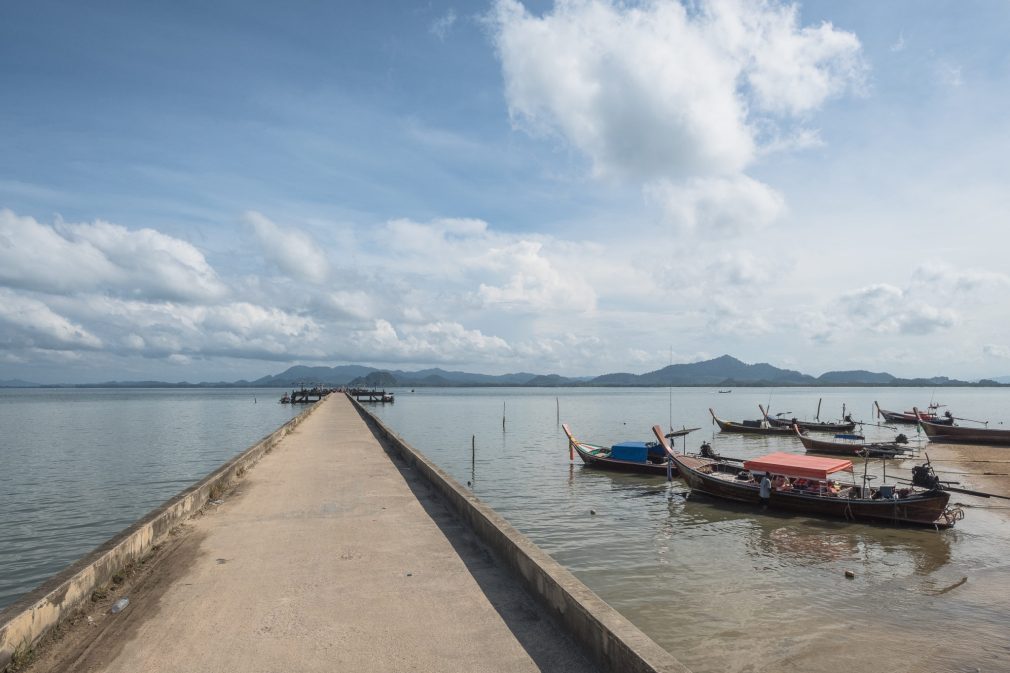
[0, 401, 321, 670]
[350, 398, 691, 673]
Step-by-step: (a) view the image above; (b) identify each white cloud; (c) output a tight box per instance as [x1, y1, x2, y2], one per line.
[707, 250, 779, 287]
[494, 0, 752, 180]
[645, 175, 786, 235]
[936, 61, 963, 87]
[430, 8, 457, 40]
[716, 0, 865, 116]
[910, 263, 1010, 295]
[705, 296, 774, 336]
[0, 289, 102, 349]
[476, 240, 596, 313]
[890, 31, 905, 53]
[65, 219, 228, 302]
[246, 211, 329, 284]
[983, 344, 1010, 359]
[838, 283, 956, 335]
[0, 209, 226, 302]
[369, 217, 597, 315]
[350, 319, 512, 363]
[492, 0, 864, 234]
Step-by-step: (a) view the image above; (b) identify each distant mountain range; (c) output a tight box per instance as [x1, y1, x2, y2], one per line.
[2, 355, 1005, 388]
[0, 378, 43, 388]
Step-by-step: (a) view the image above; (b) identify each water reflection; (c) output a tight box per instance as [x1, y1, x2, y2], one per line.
[670, 492, 955, 574]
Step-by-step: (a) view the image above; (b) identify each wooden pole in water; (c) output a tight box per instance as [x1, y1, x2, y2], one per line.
[556, 397, 559, 424]
[816, 398, 822, 421]
[502, 401, 506, 431]
[472, 434, 475, 470]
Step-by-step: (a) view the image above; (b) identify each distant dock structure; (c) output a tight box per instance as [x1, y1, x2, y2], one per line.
[279, 386, 335, 404]
[279, 387, 394, 404]
[349, 388, 395, 404]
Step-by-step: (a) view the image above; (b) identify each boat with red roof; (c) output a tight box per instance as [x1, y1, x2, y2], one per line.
[651, 426, 959, 527]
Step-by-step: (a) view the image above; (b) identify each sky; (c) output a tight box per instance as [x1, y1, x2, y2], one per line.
[1, 0, 1009, 384]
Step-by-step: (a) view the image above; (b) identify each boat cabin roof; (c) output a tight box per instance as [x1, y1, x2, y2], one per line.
[743, 452, 853, 479]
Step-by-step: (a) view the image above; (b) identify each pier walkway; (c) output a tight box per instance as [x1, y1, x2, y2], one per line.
[52, 394, 595, 672]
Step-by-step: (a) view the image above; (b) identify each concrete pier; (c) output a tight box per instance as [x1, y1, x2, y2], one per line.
[22, 395, 607, 672]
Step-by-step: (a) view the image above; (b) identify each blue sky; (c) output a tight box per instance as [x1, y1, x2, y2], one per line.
[2, 0, 1009, 383]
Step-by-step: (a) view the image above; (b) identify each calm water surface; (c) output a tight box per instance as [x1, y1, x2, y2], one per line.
[372, 387, 1010, 673]
[0, 388, 299, 610]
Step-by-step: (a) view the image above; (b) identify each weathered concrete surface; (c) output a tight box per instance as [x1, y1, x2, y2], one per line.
[0, 401, 319, 672]
[40, 394, 599, 673]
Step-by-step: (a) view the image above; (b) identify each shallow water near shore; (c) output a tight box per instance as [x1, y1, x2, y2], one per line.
[371, 387, 1010, 673]
[0, 388, 300, 611]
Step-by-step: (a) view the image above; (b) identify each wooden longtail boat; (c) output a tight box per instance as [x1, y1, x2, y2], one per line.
[759, 404, 857, 433]
[792, 425, 910, 458]
[709, 408, 796, 435]
[562, 423, 687, 476]
[916, 412, 1010, 446]
[875, 401, 954, 425]
[651, 426, 958, 527]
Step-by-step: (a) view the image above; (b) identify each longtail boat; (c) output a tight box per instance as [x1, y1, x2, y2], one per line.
[875, 401, 954, 425]
[709, 408, 796, 435]
[651, 426, 959, 527]
[792, 425, 911, 458]
[759, 404, 857, 433]
[916, 411, 1010, 446]
[562, 423, 691, 476]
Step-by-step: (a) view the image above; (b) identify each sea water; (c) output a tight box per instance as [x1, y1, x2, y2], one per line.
[371, 387, 1010, 673]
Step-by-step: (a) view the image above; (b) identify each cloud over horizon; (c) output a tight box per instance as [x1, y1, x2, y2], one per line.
[492, 0, 865, 232]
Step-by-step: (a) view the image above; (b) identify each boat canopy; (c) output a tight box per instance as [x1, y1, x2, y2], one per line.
[744, 452, 853, 479]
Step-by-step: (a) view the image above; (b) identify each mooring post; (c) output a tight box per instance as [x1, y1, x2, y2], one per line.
[556, 397, 559, 424]
[472, 434, 475, 469]
[502, 401, 506, 431]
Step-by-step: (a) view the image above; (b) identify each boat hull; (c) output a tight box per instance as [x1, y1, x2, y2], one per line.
[876, 403, 954, 425]
[710, 410, 794, 435]
[797, 432, 906, 458]
[671, 454, 951, 527]
[920, 420, 1010, 446]
[766, 417, 856, 432]
[714, 419, 794, 435]
[574, 442, 676, 476]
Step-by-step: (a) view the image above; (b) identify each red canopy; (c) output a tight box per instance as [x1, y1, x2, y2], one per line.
[743, 452, 853, 480]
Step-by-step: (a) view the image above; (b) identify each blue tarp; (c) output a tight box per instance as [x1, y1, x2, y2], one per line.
[610, 442, 649, 462]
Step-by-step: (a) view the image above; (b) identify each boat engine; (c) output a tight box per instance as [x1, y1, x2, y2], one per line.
[911, 464, 941, 489]
[894, 433, 908, 444]
[700, 442, 719, 459]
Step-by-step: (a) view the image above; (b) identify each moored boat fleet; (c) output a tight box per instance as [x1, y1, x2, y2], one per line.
[564, 399, 1010, 529]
